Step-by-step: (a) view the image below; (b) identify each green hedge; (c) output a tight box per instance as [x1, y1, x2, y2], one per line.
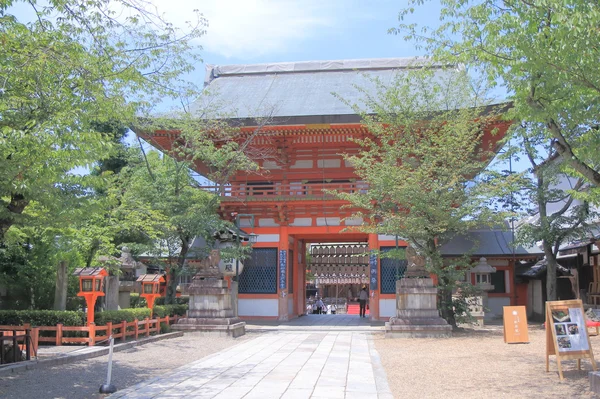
[153, 304, 188, 318]
[154, 296, 189, 306]
[0, 310, 85, 327]
[94, 308, 152, 326]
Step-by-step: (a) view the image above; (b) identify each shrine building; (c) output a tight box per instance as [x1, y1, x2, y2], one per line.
[136, 58, 528, 321]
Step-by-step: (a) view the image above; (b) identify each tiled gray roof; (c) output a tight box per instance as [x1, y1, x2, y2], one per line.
[193, 58, 464, 122]
[440, 227, 543, 257]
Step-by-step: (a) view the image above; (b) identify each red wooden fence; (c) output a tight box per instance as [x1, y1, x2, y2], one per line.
[0, 315, 179, 350]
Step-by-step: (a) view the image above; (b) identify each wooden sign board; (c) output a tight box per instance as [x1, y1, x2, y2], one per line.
[503, 306, 529, 343]
[546, 299, 597, 380]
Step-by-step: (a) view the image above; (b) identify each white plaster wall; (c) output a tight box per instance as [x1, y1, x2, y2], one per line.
[288, 297, 294, 316]
[379, 299, 396, 318]
[317, 159, 341, 168]
[258, 218, 279, 227]
[256, 234, 280, 243]
[344, 217, 363, 226]
[378, 234, 398, 241]
[238, 299, 278, 317]
[262, 161, 282, 169]
[317, 217, 340, 226]
[290, 160, 313, 169]
[488, 297, 511, 318]
[488, 259, 509, 267]
[291, 218, 312, 227]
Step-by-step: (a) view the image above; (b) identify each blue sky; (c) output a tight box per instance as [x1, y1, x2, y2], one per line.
[155, 0, 441, 87]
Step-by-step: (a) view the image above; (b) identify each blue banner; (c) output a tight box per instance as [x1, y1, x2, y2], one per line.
[369, 251, 378, 291]
[279, 250, 287, 290]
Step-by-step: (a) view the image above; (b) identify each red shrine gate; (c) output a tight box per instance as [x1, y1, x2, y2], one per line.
[136, 58, 512, 321]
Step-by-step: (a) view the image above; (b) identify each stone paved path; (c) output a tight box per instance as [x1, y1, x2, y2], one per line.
[108, 331, 392, 399]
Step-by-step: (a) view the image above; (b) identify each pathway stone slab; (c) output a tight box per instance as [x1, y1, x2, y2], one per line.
[108, 330, 391, 399]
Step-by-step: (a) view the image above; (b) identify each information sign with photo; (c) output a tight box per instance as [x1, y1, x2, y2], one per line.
[545, 299, 597, 380]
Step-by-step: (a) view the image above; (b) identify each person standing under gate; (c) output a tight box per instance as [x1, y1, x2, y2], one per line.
[359, 285, 368, 318]
[316, 297, 325, 314]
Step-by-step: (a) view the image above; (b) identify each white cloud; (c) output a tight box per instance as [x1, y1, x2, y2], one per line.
[152, 0, 341, 59]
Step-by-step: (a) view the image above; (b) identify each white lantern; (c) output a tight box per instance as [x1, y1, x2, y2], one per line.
[218, 258, 244, 276]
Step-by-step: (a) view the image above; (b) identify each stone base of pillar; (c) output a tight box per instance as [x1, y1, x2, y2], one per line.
[172, 278, 245, 337]
[385, 278, 452, 338]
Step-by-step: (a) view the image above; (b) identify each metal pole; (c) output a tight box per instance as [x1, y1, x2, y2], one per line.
[99, 335, 117, 394]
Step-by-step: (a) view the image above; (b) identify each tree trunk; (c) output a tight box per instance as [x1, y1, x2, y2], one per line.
[439, 277, 458, 330]
[53, 261, 68, 310]
[544, 242, 558, 301]
[165, 236, 191, 304]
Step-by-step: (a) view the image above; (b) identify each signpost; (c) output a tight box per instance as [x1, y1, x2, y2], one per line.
[503, 306, 529, 344]
[546, 299, 597, 380]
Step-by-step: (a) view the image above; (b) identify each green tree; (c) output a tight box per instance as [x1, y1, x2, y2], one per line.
[394, 0, 600, 196]
[123, 150, 231, 304]
[337, 69, 505, 328]
[505, 124, 595, 300]
[0, 0, 206, 240]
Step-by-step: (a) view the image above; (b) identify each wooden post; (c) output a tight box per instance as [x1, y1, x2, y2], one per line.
[145, 317, 150, 337]
[134, 318, 139, 340]
[31, 327, 39, 355]
[89, 322, 96, 346]
[106, 322, 113, 341]
[56, 323, 63, 346]
[122, 320, 127, 342]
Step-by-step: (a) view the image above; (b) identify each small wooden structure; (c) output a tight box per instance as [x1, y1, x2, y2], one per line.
[137, 274, 165, 310]
[72, 267, 108, 325]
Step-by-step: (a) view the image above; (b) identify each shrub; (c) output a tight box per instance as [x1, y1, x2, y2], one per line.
[153, 304, 188, 318]
[154, 296, 189, 306]
[94, 308, 152, 326]
[129, 294, 147, 308]
[0, 310, 85, 327]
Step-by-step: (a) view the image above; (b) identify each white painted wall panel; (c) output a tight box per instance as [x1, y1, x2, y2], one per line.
[291, 218, 312, 227]
[288, 297, 294, 316]
[258, 218, 279, 227]
[317, 159, 341, 168]
[317, 217, 340, 226]
[290, 160, 313, 169]
[256, 234, 280, 243]
[238, 299, 278, 317]
[488, 297, 511, 318]
[344, 217, 363, 226]
[379, 299, 396, 318]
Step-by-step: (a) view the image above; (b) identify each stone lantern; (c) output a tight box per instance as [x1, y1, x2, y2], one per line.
[72, 267, 108, 325]
[472, 257, 496, 291]
[471, 257, 496, 325]
[137, 274, 165, 311]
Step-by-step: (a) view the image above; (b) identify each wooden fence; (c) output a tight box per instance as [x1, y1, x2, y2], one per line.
[0, 315, 180, 353]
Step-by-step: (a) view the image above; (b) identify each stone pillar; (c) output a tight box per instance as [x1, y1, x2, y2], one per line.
[53, 261, 68, 311]
[105, 276, 120, 310]
[385, 278, 452, 338]
[118, 292, 131, 309]
[173, 250, 245, 337]
[231, 280, 238, 318]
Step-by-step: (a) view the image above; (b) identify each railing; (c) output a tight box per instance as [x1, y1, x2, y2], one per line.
[0, 315, 179, 351]
[198, 181, 368, 202]
[0, 328, 35, 365]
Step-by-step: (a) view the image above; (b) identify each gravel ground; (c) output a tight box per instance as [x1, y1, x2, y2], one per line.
[374, 324, 600, 398]
[0, 332, 252, 399]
